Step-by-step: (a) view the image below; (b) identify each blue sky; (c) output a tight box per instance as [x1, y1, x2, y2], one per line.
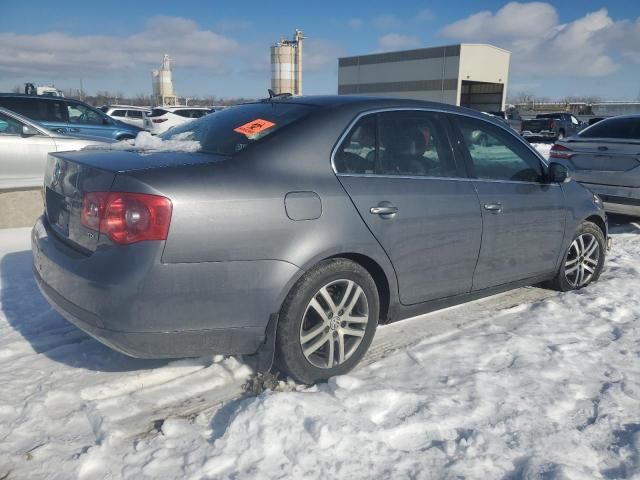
[0, 0, 639, 100]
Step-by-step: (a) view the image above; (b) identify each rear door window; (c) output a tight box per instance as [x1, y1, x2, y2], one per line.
[126, 110, 143, 119]
[334, 110, 458, 178]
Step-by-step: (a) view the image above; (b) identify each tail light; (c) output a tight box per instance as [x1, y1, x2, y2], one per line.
[549, 144, 573, 159]
[549, 119, 556, 130]
[152, 118, 168, 123]
[81, 192, 172, 245]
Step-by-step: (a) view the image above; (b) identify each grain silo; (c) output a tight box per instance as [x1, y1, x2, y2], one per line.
[271, 30, 304, 95]
[152, 54, 177, 107]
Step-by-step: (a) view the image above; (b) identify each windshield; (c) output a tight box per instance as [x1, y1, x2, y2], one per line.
[159, 102, 318, 155]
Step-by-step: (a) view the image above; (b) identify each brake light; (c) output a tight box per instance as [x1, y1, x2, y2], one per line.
[549, 119, 556, 129]
[81, 192, 172, 245]
[152, 118, 168, 123]
[549, 144, 573, 159]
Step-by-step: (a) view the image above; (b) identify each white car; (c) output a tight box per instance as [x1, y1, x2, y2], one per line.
[0, 106, 113, 189]
[143, 107, 212, 135]
[104, 106, 150, 129]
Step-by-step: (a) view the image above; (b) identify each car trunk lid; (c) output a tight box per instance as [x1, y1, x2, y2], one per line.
[44, 150, 228, 253]
[562, 138, 640, 187]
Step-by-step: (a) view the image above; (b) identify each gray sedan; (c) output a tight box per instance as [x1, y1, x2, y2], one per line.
[0, 106, 111, 189]
[32, 96, 607, 384]
[550, 115, 640, 217]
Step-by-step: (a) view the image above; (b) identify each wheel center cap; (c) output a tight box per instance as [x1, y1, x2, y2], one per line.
[330, 317, 341, 331]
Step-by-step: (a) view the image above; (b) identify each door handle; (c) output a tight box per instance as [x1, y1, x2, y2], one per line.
[370, 203, 398, 218]
[484, 203, 503, 213]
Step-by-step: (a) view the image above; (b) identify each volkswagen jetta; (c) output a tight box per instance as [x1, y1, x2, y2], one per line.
[32, 95, 608, 383]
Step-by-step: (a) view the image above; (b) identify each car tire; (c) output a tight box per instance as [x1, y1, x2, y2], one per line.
[550, 221, 605, 292]
[275, 258, 379, 384]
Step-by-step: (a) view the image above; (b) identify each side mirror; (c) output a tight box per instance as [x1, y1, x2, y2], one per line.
[22, 125, 40, 136]
[547, 162, 570, 183]
[102, 117, 112, 125]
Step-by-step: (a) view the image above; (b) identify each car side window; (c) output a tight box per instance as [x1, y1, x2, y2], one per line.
[67, 103, 104, 125]
[455, 116, 544, 183]
[0, 112, 22, 135]
[378, 111, 456, 177]
[111, 110, 126, 117]
[335, 111, 458, 177]
[570, 115, 580, 125]
[127, 110, 143, 118]
[175, 110, 191, 118]
[334, 115, 377, 174]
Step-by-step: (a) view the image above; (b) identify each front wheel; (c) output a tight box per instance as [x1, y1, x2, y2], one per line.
[275, 259, 379, 384]
[550, 221, 605, 291]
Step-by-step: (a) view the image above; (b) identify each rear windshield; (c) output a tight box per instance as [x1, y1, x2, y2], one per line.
[160, 102, 318, 155]
[578, 117, 640, 140]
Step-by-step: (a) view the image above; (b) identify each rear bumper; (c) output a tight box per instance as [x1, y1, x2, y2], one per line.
[32, 216, 302, 358]
[580, 183, 640, 217]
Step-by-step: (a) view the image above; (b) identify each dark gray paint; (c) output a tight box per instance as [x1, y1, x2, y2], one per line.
[31, 95, 606, 359]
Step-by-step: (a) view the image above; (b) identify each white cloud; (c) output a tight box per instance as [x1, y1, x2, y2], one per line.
[378, 34, 420, 52]
[0, 16, 242, 80]
[440, 3, 640, 78]
[441, 2, 557, 40]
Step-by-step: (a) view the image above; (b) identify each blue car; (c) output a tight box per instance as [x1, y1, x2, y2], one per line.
[0, 94, 141, 140]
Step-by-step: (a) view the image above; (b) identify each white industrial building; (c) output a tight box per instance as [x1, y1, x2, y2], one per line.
[338, 44, 511, 111]
[152, 54, 177, 107]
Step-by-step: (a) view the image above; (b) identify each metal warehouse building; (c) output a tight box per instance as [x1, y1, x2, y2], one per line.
[338, 44, 511, 112]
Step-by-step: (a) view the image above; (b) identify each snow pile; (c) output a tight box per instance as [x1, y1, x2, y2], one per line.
[86, 131, 201, 153]
[532, 142, 552, 159]
[2, 224, 640, 478]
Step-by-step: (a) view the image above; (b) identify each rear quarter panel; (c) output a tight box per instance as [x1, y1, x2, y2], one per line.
[127, 106, 400, 313]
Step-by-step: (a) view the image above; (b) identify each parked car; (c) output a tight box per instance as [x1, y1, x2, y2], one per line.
[0, 94, 142, 140]
[104, 105, 150, 129]
[143, 106, 212, 135]
[0, 106, 112, 189]
[486, 108, 522, 131]
[550, 114, 640, 217]
[32, 96, 608, 384]
[521, 112, 583, 141]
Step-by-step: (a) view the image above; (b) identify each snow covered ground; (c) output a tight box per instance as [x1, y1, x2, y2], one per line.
[2, 217, 640, 479]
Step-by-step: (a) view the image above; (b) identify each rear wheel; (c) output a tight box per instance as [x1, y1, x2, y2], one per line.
[276, 259, 379, 384]
[550, 221, 605, 291]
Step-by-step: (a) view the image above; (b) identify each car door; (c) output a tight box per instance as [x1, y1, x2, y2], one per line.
[450, 114, 566, 290]
[335, 110, 483, 305]
[0, 111, 56, 187]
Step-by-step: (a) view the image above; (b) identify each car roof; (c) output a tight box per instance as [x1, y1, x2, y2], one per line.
[243, 94, 504, 125]
[0, 93, 87, 105]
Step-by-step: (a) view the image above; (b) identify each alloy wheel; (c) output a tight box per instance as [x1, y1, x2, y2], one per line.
[564, 233, 600, 288]
[299, 279, 369, 369]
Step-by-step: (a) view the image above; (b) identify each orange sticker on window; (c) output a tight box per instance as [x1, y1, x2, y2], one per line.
[234, 119, 276, 136]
